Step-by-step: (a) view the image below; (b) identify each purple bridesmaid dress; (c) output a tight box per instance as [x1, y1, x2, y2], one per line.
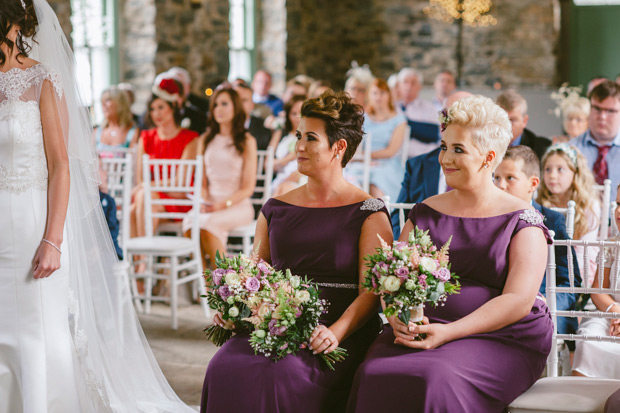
[348, 203, 554, 413]
[200, 198, 388, 413]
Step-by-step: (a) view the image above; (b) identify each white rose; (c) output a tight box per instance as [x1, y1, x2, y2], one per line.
[290, 275, 301, 288]
[295, 290, 311, 303]
[255, 329, 266, 338]
[228, 306, 239, 317]
[226, 296, 235, 304]
[383, 275, 401, 292]
[420, 257, 438, 274]
[405, 279, 416, 290]
[225, 272, 241, 286]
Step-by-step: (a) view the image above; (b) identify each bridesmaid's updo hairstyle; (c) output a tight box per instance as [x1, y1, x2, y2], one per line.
[301, 90, 364, 167]
[0, 0, 37, 66]
[446, 95, 512, 168]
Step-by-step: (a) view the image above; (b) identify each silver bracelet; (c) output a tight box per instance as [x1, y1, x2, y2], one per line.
[41, 239, 62, 254]
[605, 302, 619, 313]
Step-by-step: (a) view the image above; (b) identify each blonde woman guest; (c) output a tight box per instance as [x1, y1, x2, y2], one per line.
[361, 78, 407, 200]
[537, 144, 600, 285]
[201, 91, 391, 413]
[95, 85, 139, 157]
[553, 97, 590, 144]
[349, 95, 553, 412]
[182, 87, 256, 269]
[573, 187, 620, 378]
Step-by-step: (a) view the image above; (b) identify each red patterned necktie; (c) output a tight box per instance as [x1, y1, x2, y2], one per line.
[593, 145, 611, 185]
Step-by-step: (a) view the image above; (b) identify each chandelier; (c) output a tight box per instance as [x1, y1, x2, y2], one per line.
[423, 0, 497, 27]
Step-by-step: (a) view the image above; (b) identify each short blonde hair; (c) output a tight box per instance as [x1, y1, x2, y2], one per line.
[447, 94, 512, 167]
[562, 97, 590, 121]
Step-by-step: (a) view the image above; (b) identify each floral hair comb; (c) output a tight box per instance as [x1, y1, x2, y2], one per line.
[439, 108, 451, 132]
[546, 143, 578, 168]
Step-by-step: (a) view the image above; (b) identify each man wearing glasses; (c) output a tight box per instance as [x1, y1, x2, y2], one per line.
[571, 80, 620, 199]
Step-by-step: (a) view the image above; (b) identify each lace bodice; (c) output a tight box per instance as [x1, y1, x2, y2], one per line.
[0, 64, 63, 194]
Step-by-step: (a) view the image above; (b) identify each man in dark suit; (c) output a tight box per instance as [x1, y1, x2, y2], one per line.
[234, 84, 273, 150]
[494, 145, 581, 336]
[496, 89, 551, 159]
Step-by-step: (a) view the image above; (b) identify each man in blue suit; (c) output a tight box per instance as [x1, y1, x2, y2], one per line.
[494, 145, 581, 336]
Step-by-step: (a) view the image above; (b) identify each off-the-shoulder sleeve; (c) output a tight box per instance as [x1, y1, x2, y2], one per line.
[514, 209, 552, 244]
[260, 198, 277, 225]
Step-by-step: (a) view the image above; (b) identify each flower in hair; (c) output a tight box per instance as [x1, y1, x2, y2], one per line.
[151, 78, 180, 103]
[546, 143, 578, 168]
[20, 0, 26, 9]
[439, 108, 451, 132]
[550, 83, 583, 118]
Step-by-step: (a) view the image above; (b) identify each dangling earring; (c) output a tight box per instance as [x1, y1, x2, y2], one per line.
[336, 153, 340, 159]
[483, 162, 489, 169]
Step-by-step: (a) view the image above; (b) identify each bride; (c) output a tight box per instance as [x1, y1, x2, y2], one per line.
[0, 0, 195, 411]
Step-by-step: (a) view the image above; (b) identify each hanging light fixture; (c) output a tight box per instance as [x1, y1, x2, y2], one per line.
[423, 0, 497, 27]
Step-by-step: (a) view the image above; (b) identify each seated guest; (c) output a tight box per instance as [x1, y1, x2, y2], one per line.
[355, 78, 407, 200]
[98, 155, 123, 260]
[396, 67, 440, 157]
[496, 89, 552, 159]
[94, 86, 139, 157]
[182, 87, 256, 270]
[349, 95, 553, 412]
[572, 188, 620, 378]
[494, 145, 581, 335]
[272, 95, 307, 196]
[308, 79, 331, 99]
[234, 83, 272, 150]
[570, 80, 620, 200]
[160, 68, 207, 134]
[130, 77, 199, 240]
[553, 96, 590, 144]
[252, 69, 283, 116]
[391, 91, 471, 238]
[281, 77, 309, 104]
[201, 91, 392, 413]
[344, 63, 373, 109]
[432, 70, 457, 111]
[537, 144, 600, 285]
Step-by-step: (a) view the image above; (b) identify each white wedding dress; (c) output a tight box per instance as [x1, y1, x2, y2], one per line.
[0, 65, 83, 412]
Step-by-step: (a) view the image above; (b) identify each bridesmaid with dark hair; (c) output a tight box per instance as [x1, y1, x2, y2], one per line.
[200, 91, 392, 413]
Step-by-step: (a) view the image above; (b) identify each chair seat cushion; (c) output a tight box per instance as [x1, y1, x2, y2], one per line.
[125, 236, 195, 254]
[229, 221, 256, 236]
[508, 377, 620, 412]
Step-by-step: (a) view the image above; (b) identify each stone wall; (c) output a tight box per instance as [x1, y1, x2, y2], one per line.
[284, 0, 558, 89]
[256, 0, 287, 94]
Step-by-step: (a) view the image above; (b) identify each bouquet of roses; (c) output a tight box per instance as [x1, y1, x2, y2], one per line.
[203, 251, 273, 346]
[203, 252, 347, 370]
[362, 226, 460, 329]
[243, 269, 347, 371]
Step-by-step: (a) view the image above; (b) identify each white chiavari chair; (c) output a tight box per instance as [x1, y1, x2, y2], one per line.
[227, 147, 275, 255]
[508, 238, 620, 413]
[612, 202, 619, 238]
[594, 179, 612, 240]
[125, 155, 210, 329]
[550, 200, 577, 240]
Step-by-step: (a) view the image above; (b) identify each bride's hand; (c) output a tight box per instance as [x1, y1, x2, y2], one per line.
[32, 242, 61, 279]
[309, 324, 339, 354]
[213, 312, 235, 330]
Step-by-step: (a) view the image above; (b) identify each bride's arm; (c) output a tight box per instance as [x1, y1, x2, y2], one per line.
[313, 211, 392, 353]
[33, 79, 70, 279]
[396, 224, 548, 349]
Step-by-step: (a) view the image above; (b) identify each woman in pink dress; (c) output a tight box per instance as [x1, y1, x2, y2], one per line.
[182, 87, 257, 269]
